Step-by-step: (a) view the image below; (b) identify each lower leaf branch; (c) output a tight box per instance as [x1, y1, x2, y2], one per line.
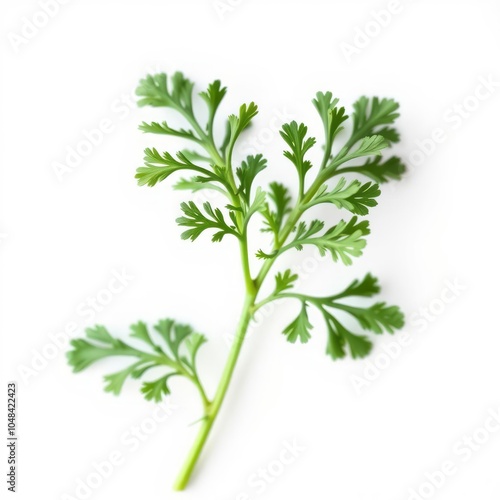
[189, 374, 211, 412]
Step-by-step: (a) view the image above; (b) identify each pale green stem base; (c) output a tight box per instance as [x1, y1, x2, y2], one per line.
[172, 292, 256, 491]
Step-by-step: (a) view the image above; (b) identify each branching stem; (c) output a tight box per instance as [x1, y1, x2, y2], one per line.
[172, 170, 325, 490]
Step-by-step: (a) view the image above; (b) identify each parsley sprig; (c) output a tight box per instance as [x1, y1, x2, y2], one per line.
[67, 71, 406, 490]
[68, 321, 209, 407]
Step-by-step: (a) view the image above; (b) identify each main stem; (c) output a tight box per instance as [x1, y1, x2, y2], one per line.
[172, 291, 256, 490]
[173, 119, 262, 489]
[172, 112, 332, 489]
[173, 174, 327, 490]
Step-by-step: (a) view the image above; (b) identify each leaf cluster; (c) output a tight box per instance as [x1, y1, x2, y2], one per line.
[133, 72, 407, 363]
[67, 320, 208, 404]
[68, 72, 408, 413]
[277, 274, 404, 359]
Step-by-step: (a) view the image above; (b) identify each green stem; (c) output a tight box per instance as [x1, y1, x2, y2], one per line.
[240, 235, 255, 294]
[172, 105, 333, 490]
[298, 173, 305, 201]
[190, 376, 211, 411]
[172, 291, 256, 490]
[255, 175, 325, 289]
[172, 233, 253, 490]
[173, 111, 253, 485]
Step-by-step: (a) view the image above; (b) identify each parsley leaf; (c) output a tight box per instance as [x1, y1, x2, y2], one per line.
[176, 201, 240, 242]
[236, 154, 268, 205]
[305, 178, 380, 215]
[274, 269, 299, 294]
[270, 273, 403, 360]
[261, 216, 369, 265]
[313, 92, 349, 168]
[136, 149, 214, 187]
[328, 273, 381, 300]
[280, 121, 316, 197]
[283, 302, 313, 344]
[138, 121, 199, 141]
[226, 102, 259, 161]
[136, 72, 195, 112]
[141, 374, 176, 402]
[324, 313, 372, 360]
[335, 155, 406, 183]
[261, 182, 293, 238]
[350, 96, 400, 147]
[67, 320, 208, 404]
[330, 302, 405, 334]
[299, 217, 369, 265]
[331, 135, 388, 169]
[199, 80, 227, 133]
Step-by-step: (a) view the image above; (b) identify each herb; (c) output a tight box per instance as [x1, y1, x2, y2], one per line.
[67, 72, 406, 490]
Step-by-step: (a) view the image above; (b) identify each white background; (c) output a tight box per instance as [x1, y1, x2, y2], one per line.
[2, 1, 500, 499]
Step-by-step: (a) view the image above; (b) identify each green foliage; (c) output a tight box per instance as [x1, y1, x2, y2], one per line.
[274, 269, 299, 294]
[199, 80, 227, 131]
[236, 154, 267, 205]
[176, 201, 240, 242]
[261, 182, 293, 238]
[283, 303, 313, 344]
[313, 91, 348, 167]
[73, 70, 407, 373]
[135, 149, 219, 187]
[67, 321, 208, 403]
[280, 121, 316, 195]
[270, 274, 404, 360]
[331, 134, 389, 169]
[136, 72, 195, 112]
[328, 273, 381, 300]
[138, 121, 198, 141]
[305, 177, 380, 215]
[68, 71, 408, 490]
[351, 96, 400, 146]
[336, 155, 406, 183]
[259, 216, 370, 265]
[226, 102, 259, 160]
[325, 315, 372, 360]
